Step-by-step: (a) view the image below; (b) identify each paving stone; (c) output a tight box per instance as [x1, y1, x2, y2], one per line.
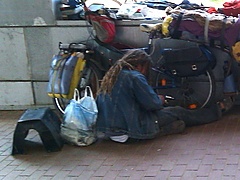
[0, 106, 240, 179]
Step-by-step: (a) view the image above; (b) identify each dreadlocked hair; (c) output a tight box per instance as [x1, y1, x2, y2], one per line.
[98, 49, 152, 95]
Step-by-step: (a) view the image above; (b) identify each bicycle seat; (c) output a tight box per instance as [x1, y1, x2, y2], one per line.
[139, 23, 162, 33]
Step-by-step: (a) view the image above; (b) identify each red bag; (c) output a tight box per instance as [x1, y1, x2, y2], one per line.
[207, 7, 218, 14]
[85, 11, 116, 43]
[222, 0, 240, 17]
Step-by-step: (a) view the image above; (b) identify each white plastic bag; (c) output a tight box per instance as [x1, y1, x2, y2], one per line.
[79, 86, 98, 128]
[60, 87, 98, 146]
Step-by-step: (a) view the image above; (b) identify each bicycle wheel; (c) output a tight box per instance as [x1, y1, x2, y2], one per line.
[154, 68, 216, 109]
[53, 62, 103, 114]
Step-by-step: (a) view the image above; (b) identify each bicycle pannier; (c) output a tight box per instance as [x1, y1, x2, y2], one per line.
[161, 46, 215, 77]
[85, 11, 116, 43]
[47, 52, 86, 99]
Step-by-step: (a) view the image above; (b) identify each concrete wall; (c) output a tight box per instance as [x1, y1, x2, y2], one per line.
[0, 0, 151, 110]
[0, 0, 58, 26]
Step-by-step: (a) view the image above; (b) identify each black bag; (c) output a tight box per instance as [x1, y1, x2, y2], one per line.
[161, 45, 215, 77]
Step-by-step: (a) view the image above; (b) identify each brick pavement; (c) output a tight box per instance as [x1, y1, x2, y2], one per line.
[1, 106, 240, 179]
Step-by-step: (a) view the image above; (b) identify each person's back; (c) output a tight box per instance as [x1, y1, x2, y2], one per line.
[96, 49, 186, 143]
[96, 69, 163, 140]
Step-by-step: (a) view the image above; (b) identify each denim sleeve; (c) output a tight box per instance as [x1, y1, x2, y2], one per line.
[133, 73, 163, 111]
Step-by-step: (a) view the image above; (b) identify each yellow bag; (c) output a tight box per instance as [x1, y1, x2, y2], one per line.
[232, 41, 240, 62]
[47, 52, 86, 99]
[162, 15, 173, 37]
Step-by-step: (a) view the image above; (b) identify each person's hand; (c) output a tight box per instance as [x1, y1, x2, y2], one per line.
[158, 95, 165, 104]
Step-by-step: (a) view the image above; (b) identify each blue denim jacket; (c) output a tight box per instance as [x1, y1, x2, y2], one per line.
[96, 69, 164, 139]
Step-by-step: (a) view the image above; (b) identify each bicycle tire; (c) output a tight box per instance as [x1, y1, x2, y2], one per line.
[53, 61, 103, 115]
[154, 68, 216, 109]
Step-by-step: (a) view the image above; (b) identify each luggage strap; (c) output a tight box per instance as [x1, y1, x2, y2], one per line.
[220, 16, 227, 50]
[172, 12, 183, 39]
